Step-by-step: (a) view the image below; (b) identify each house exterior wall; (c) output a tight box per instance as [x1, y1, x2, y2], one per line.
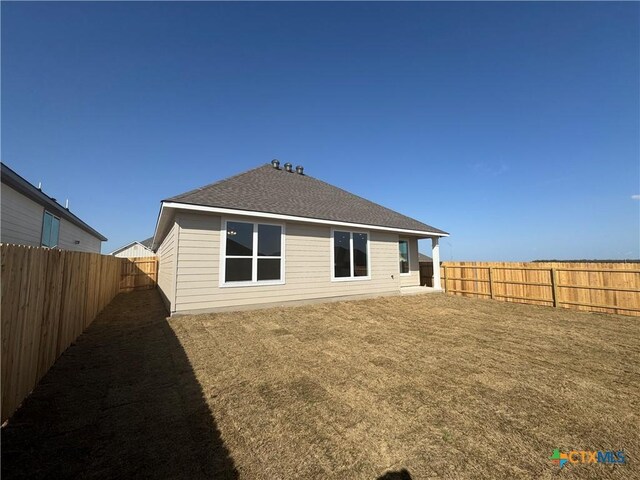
[157, 222, 178, 311]
[400, 237, 420, 287]
[58, 218, 102, 253]
[114, 244, 155, 258]
[1, 183, 102, 253]
[1, 183, 44, 247]
[160, 211, 414, 314]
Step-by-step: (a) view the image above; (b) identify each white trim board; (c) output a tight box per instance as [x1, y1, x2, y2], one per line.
[154, 201, 448, 247]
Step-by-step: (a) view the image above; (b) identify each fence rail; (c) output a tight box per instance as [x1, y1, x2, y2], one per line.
[441, 261, 640, 316]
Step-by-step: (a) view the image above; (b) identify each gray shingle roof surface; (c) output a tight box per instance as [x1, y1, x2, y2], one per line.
[166, 164, 447, 235]
[139, 237, 154, 248]
[418, 253, 433, 262]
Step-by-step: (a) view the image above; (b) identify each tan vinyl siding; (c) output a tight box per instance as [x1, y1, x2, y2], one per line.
[400, 237, 420, 287]
[58, 218, 102, 253]
[157, 222, 178, 311]
[113, 243, 156, 258]
[1, 183, 45, 247]
[173, 211, 402, 313]
[1, 183, 102, 253]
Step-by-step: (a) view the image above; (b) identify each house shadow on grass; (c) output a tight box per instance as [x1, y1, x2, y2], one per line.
[378, 468, 412, 480]
[1, 289, 238, 479]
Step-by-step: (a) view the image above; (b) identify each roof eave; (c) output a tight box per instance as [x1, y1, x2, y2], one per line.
[157, 200, 449, 238]
[1, 163, 108, 241]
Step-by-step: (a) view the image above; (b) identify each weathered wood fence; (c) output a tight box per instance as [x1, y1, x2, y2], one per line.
[1, 245, 159, 422]
[441, 261, 640, 317]
[119, 256, 157, 292]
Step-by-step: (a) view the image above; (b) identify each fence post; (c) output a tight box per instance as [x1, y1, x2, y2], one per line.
[442, 265, 447, 292]
[551, 268, 559, 307]
[488, 267, 494, 299]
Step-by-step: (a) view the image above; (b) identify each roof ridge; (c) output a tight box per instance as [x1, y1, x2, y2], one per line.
[164, 163, 271, 202]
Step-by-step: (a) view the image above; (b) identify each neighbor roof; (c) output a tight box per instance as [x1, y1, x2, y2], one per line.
[1, 162, 107, 241]
[109, 236, 155, 255]
[165, 164, 447, 235]
[139, 237, 154, 248]
[418, 253, 433, 262]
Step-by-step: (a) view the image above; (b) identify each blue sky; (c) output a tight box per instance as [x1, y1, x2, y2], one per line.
[2, 2, 638, 260]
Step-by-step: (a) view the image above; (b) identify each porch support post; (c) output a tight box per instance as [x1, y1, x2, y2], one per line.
[431, 236, 441, 290]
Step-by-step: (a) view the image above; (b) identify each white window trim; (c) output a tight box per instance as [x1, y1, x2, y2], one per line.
[41, 210, 61, 248]
[219, 218, 286, 287]
[399, 238, 411, 276]
[330, 228, 372, 282]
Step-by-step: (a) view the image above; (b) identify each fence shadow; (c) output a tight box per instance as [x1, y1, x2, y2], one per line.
[1, 289, 238, 479]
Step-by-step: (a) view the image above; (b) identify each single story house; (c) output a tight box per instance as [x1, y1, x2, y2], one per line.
[1, 162, 107, 253]
[153, 161, 448, 314]
[110, 237, 155, 258]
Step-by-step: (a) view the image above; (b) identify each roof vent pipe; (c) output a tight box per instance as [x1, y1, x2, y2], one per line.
[296, 165, 304, 175]
[284, 162, 293, 172]
[271, 159, 280, 169]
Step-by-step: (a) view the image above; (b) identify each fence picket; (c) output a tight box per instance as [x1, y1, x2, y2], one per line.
[441, 261, 640, 316]
[0, 245, 157, 423]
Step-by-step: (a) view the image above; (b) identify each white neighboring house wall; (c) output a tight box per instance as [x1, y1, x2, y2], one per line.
[0, 182, 43, 247]
[112, 243, 155, 258]
[1, 181, 104, 253]
[58, 218, 103, 253]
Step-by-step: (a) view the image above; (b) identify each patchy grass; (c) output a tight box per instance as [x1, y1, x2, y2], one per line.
[2, 290, 638, 479]
[173, 293, 638, 479]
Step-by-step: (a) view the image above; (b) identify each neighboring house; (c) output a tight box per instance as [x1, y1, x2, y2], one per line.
[418, 253, 432, 263]
[153, 161, 448, 314]
[110, 237, 155, 258]
[1, 163, 107, 253]
[418, 252, 434, 287]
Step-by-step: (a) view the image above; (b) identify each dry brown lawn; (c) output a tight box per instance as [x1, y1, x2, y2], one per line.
[2, 290, 638, 479]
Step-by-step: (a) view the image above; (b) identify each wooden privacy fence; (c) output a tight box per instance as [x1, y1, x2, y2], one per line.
[119, 256, 157, 292]
[441, 261, 640, 317]
[1, 244, 123, 422]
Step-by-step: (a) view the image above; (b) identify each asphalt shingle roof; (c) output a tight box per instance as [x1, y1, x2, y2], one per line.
[166, 164, 447, 235]
[139, 237, 154, 248]
[418, 253, 433, 262]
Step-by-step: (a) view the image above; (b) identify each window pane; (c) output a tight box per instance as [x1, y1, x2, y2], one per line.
[226, 222, 253, 256]
[50, 217, 60, 248]
[399, 240, 409, 274]
[258, 224, 281, 256]
[353, 233, 368, 277]
[225, 258, 252, 282]
[334, 231, 351, 278]
[258, 258, 281, 281]
[41, 212, 52, 247]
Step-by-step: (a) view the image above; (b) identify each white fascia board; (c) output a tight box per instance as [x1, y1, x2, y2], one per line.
[152, 203, 170, 251]
[159, 201, 449, 238]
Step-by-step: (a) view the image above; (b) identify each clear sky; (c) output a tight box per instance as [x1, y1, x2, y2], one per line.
[2, 2, 638, 260]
